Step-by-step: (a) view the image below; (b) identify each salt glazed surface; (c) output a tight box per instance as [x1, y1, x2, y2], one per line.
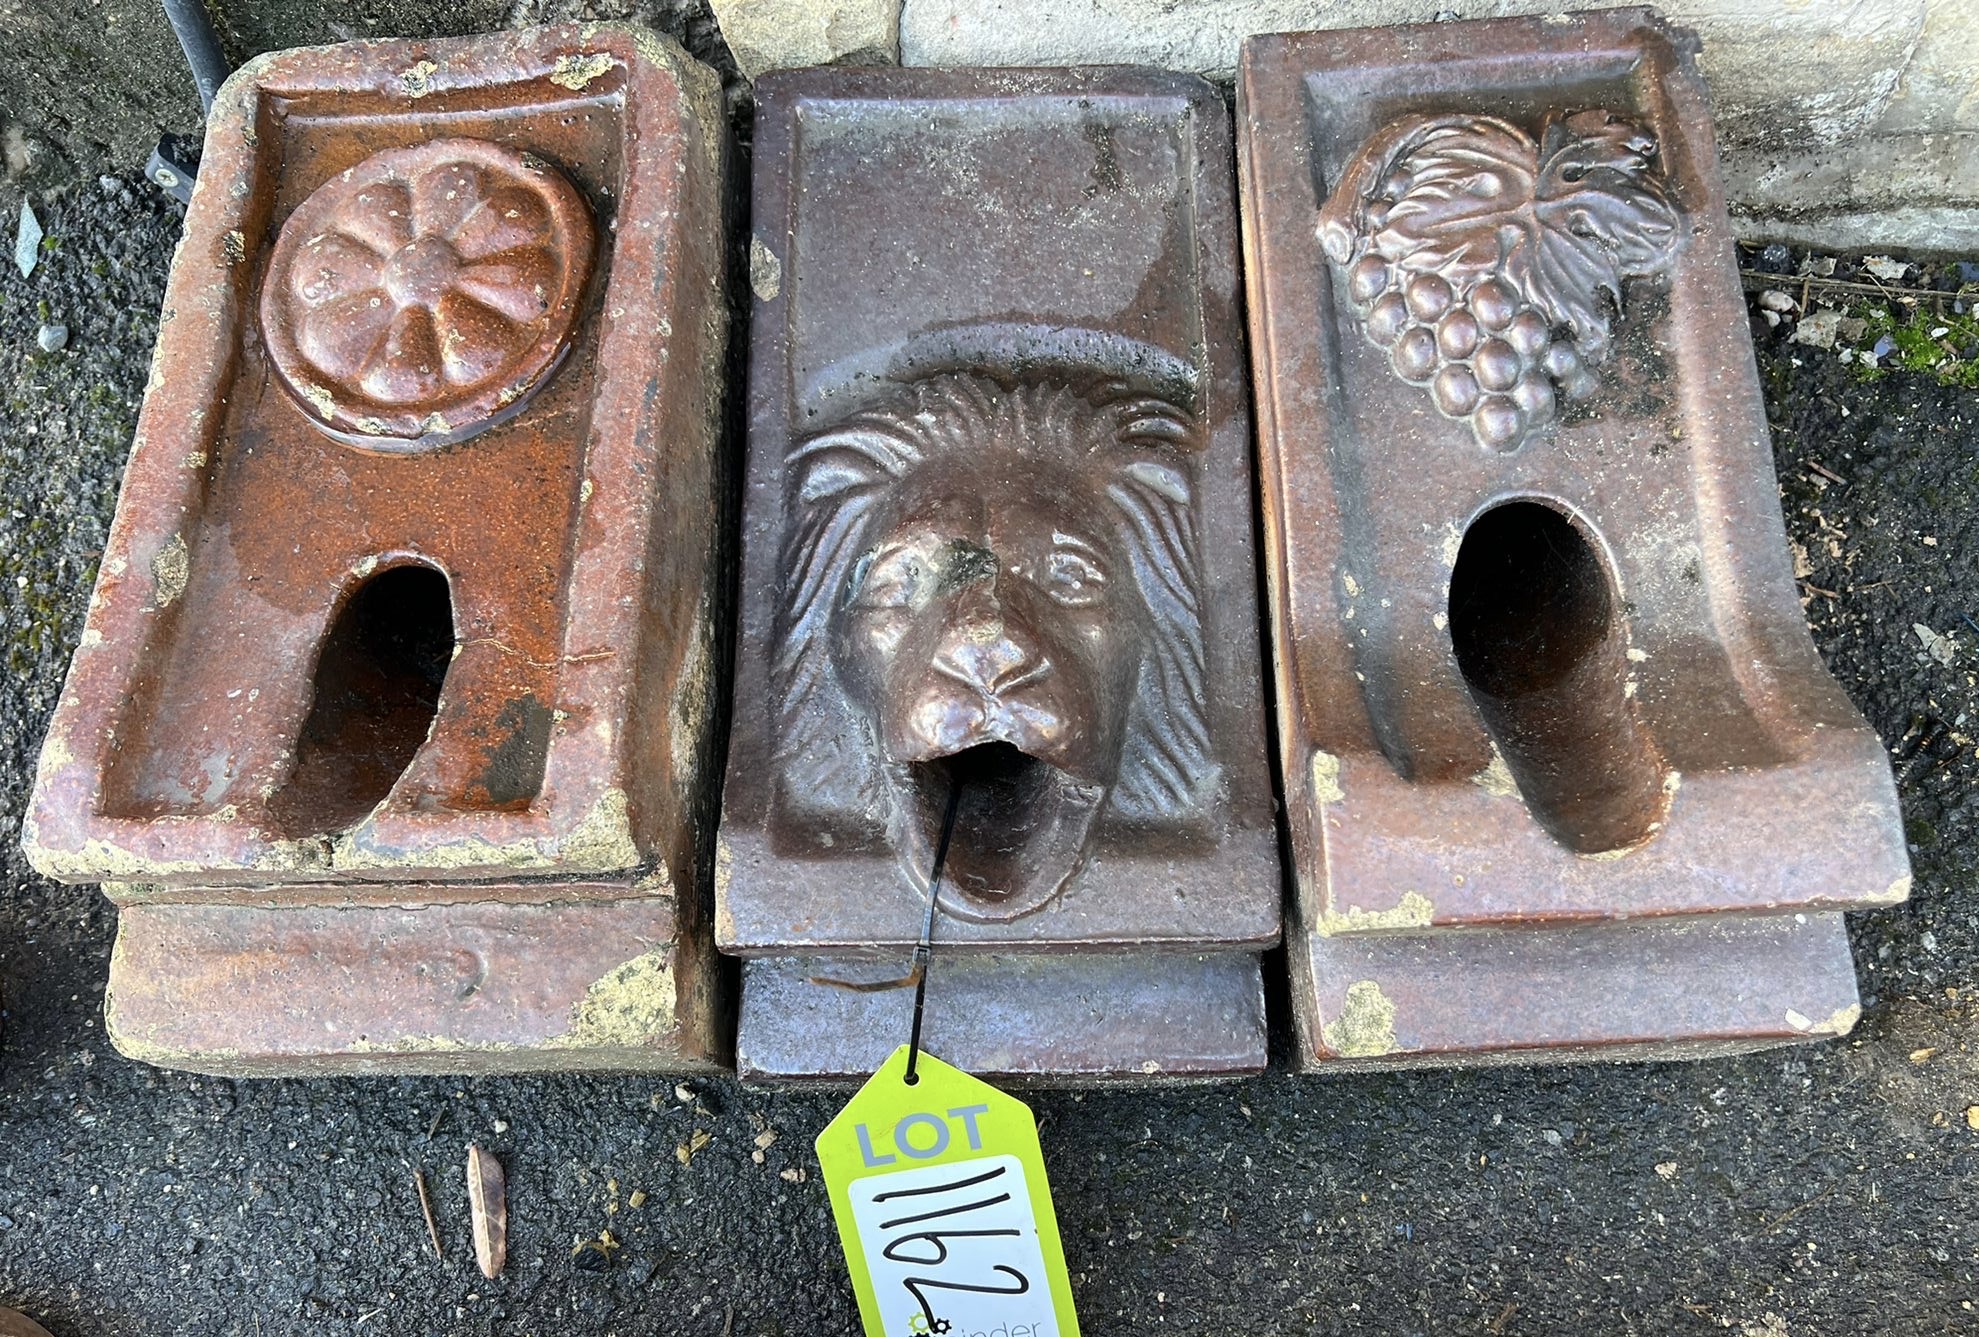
[1239, 9, 1909, 1068]
[26, 9, 1906, 1083]
[719, 66, 1280, 1084]
[1317, 109, 1681, 452]
[261, 137, 595, 447]
[24, 24, 733, 1075]
[775, 371, 1212, 924]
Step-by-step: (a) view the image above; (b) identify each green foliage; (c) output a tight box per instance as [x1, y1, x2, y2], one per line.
[1849, 299, 1979, 389]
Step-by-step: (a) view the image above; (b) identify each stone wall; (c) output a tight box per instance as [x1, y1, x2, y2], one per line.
[735, 0, 1979, 250]
[3, 0, 1974, 249]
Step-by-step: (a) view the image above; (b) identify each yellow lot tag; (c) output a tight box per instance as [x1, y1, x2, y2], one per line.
[816, 1045, 1079, 1337]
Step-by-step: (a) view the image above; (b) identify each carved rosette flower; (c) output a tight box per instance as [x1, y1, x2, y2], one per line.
[1317, 109, 1680, 451]
[261, 138, 595, 450]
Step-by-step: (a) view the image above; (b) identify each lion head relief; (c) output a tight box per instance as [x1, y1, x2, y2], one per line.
[773, 372, 1218, 922]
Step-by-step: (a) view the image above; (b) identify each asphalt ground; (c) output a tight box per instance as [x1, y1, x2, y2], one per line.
[2, 94, 1978, 1336]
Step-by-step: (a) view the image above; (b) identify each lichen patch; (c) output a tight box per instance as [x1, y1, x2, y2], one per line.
[1440, 522, 1464, 569]
[1317, 890, 1435, 936]
[151, 534, 189, 609]
[749, 237, 782, 302]
[1321, 979, 1399, 1059]
[558, 950, 676, 1048]
[714, 836, 734, 902]
[559, 788, 640, 872]
[400, 59, 441, 97]
[1471, 745, 1518, 798]
[1310, 749, 1345, 805]
[550, 52, 614, 90]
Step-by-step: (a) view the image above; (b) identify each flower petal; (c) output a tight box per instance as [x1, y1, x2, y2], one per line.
[288, 231, 385, 309]
[336, 180, 414, 255]
[450, 186, 551, 261]
[432, 289, 519, 386]
[360, 306, 444, 405]
[412, 160, 486, 240]
[454, 248, 560, 324]
[295, 289, 395, 382]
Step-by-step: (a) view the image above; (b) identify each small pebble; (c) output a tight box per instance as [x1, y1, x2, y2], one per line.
[1791, 309, 1842, 350]
[36, 323, 69, 353]
[15, 201, 43, 278]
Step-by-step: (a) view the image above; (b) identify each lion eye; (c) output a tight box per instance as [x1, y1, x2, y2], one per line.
[1043, 546, 1106, 607]
[848, 547, 925, 610]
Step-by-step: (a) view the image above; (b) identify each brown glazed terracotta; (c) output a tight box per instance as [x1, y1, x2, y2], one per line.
[23, 23, 733, 1074]
[1238, 9, 1910, 1069]
[720, 67, 1279, 1083]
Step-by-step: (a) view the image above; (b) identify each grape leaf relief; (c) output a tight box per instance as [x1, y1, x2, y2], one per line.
[1316, 109, 1680, 451]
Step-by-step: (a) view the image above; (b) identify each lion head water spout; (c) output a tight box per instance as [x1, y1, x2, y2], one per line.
[894, 742, 1104, 919]
[774, 372, 1211, 921]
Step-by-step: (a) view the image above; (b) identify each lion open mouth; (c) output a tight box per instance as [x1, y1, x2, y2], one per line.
[889, 741, 1104, 922]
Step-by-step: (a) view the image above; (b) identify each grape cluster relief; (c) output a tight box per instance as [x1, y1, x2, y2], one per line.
[1317, 109, 1681, 451]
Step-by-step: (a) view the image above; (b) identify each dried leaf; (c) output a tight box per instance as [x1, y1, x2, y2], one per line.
[467, 1144, 508, 1279]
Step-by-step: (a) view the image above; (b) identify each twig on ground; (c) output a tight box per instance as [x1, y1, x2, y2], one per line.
[413, 1167, 443, 1260]
[1759, 1179, 1839, 1235]
[1739, 270, 1971, 304]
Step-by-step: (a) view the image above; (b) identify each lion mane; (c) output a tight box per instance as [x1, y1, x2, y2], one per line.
[771, 371, 1220, 833]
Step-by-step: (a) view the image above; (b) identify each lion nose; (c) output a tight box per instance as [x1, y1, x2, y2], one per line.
[933, 584, 1043, 694]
